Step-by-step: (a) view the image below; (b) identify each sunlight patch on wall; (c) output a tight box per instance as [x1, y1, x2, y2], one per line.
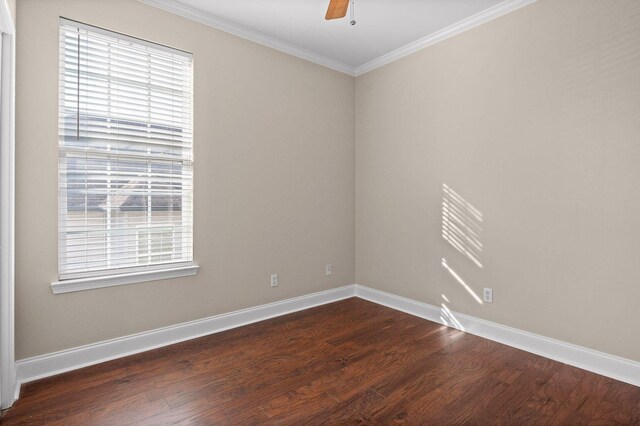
[440, 302, 465, 331]
[441, 258, 483, 305]
[442, 183, 483, 268]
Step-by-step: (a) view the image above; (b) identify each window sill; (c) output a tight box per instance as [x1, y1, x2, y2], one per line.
[50, 264, 199, 294]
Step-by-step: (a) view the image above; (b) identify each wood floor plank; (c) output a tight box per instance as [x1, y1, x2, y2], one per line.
[513, 363, 587, 422]
[366, 338, 522, 423]
[548, 373, 617, 424]
[301, 388, 385, 425]
[2, 297, 639, 425]
[135, 397, 229, 425]
[259, 390, 338, 422]
[257, 319, 444, 421]
[48, 393, 171, 426]
[472, 366, 560, 424]
[586, 379, 640, 425]
[427, 377, 512, 424]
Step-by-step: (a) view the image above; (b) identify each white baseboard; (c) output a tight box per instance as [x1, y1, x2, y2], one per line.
[354, 284, 640, 388]
[14, 285, 356, 395]
[14, 283, 640, 401]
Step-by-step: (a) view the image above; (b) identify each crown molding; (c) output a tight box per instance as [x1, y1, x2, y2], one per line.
[354, 0, 539, 76]
[140, 0, 538, 78]
[139, 0, 356, 76]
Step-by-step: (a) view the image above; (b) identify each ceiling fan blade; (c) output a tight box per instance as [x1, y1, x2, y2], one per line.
[325, 0, 350, 20]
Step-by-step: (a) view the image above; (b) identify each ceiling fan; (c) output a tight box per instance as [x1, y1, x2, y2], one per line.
[325, 0, 356, 25]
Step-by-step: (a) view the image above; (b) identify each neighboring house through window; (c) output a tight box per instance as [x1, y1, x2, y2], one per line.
[57, 19, 194, 284]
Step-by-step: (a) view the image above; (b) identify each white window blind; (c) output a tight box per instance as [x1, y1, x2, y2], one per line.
[58, 19, 194, 280]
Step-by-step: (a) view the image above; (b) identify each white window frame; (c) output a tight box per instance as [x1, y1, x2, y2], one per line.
[51, 19, 197, 295]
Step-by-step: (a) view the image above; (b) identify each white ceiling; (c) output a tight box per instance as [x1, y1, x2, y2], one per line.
[142, 0, 533, 75]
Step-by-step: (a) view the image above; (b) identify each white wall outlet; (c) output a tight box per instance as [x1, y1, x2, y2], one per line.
[270, 274, 278, 287]
[483, 288, 493, 303]
[325, 264, 332, 276]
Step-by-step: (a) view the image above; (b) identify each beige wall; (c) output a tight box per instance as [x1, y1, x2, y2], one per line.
[16, 0, 355, 359]
[356, 0, 640, 362]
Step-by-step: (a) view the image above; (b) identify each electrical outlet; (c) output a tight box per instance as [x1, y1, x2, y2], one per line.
[271, 274, 278, 287]
[483, 288, 493, 303]
[325, 264, 332, 276]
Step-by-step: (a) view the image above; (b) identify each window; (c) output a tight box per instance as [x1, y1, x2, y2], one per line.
[56, 19, 195, 291]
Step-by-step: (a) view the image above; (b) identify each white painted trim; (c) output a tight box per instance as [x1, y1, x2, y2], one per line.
[354, 0, 539, 76]
[61, 17, 192, 59]
[15, 285, 356, 387]
[354, 285, 640, 388]
[14, 283, 640, 401]
[0, 0, 12, 35]
[138, 0, 355, 76]
[0, 0, 15, 409]
[139, 0, 539, 77]
[50, 264, 200, 294]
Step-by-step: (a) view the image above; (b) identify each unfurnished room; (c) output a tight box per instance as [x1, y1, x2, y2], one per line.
[0, 0, 639, 424]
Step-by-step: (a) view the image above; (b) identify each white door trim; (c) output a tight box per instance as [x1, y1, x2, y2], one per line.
[0, 0, 15, 409]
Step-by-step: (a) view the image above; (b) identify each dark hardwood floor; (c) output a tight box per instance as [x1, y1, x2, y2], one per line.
[2, 297, 640, 424]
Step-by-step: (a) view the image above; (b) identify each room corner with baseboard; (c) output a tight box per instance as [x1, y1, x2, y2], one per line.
[2, 0, 640, 423]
